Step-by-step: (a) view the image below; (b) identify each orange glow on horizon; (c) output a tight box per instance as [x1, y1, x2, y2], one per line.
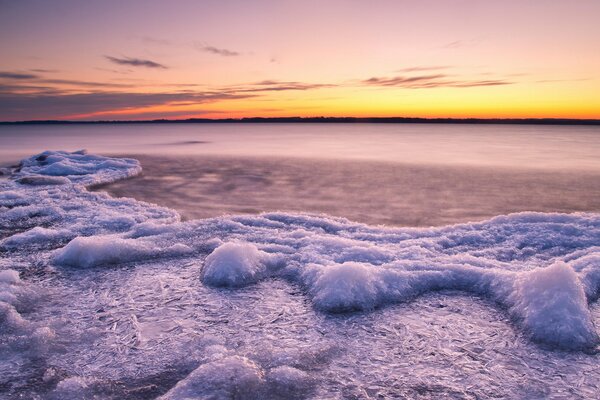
[1, 1, 599, 121]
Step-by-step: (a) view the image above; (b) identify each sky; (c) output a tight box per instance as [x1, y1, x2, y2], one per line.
[1, 0, 599, 121]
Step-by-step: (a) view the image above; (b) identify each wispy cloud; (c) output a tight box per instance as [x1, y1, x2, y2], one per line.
[0, 71, 39, 80]
[440, 39, 480, 49]
[141, 36, 172, 46]
[441, 40, 464, 49]
[363, 74, 513, 89]
[0, 91, 255, 121]
[29, 68, 60, 74]
[230, 80, 335, 92]
[105, 56, 168, 69]
[396, 66, 451, 73]
[195, 43, 240, 57]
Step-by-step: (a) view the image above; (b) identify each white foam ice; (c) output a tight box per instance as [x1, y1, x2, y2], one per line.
[16, 150, 142, 186]
[508, 261, 597, 349]
[1, 226, 74, 248]
[1, 150, 600, 399]
[201, 242, 281, 287]
[52, 235, 193, 268]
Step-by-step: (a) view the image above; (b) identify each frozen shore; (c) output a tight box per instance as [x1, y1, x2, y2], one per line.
[1, 150, 599, 399]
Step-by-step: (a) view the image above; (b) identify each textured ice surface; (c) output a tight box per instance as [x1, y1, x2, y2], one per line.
[201, 242, 281, 287]
[1, 151, 600, 399]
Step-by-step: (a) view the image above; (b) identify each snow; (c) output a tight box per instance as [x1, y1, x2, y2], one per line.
[1, 150, 600, 398]
[17, 150, 142, 185]
[160, 344, 317, 400]
[161, 355, 265, 399]
[1, 226, 73, 248]
[201, 242, 279, 287]
[508, 261, 599, 350]
[16, 174, 70, 185]
[53, 235, 192, 268]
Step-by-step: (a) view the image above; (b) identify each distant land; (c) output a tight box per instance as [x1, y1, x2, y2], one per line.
[1, 117, 600, 125]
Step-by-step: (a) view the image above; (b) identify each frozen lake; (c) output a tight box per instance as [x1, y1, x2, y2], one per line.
[0, 126, 599, 399]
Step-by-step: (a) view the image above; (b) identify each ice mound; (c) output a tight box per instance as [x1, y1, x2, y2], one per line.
[16, 150, 141, 186]
[0, 269, 26, 330]
[201, 242, 280, 287]
[15, 174, 70, 185]
[0, 269, 53, 352]
[266, 366, 314, 397]
[161, 344, 318, 400]
[0, 269, 20, 285]
[50, 376, 98, 400]
[508, 262, 599, 349]
[1, 226, 73, 248]
[53, 235, 192, 268]
[303, 262, 386, 312]
[161, 355, 265, 399]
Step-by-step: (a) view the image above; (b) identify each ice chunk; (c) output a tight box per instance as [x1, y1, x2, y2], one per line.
[201, 242, 278, 287]
[303, 262, 384, 312]
[161, 356, 265, 400]
[0, 269, 20, 285]
[0, 301, 27, 331]
[50, 377, 97, 400]
[16, 175, 70, 186]
[2, 227, 73, 248]
[52, 236, 153, 267]
[17, 150, 141, 186]
[266, 365, 314, 396]
[52, 236, 191, 268]
[508, 262, 599, 350]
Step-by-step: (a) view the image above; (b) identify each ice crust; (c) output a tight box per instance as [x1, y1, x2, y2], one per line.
[201, 242, 280, 287]
[52, 235, 193, 268]
[1, 151, 600, 398]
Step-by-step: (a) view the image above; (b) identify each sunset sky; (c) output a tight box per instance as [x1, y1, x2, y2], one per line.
[1, 0, 599, 121]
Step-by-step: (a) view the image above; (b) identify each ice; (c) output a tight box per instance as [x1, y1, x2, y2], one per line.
[201, 242, 280, 287]
[266, 366, 314, 396]
[1, 226, 73, 248]
[161, 344, 317, 400]
[508, 261, 599, 350]
[161, 355, 265, 399]
[50, 377, 97, 400]
[0, 269, 20, 285]
[1, 151, 600, 398]
[53, 235, 192, 268]
[15, 175, 70, 185]
[17, 150, 142, 186]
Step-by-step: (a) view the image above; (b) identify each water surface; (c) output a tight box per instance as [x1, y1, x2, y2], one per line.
[2, 123, 599, 226]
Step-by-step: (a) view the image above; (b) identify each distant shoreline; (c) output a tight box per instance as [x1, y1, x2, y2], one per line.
[1, 117, 600, 126]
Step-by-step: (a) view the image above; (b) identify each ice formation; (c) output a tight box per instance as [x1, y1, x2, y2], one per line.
[201, 242, 280, 287]
[1, 150, 600, 398]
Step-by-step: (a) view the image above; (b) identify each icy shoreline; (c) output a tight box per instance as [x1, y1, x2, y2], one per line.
[1, 151, 600, 399]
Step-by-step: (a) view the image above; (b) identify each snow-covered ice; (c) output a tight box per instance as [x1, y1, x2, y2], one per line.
[1, 150, 600, 399]
[201, 242, 281, 287]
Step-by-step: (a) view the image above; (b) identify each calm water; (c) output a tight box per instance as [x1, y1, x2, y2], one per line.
[1, 123, 600, 170]
[2, 123, 600, 226]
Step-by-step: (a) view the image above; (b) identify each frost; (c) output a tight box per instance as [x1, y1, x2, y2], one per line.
[2, 150, 600, 398]
[16, 174, 70, 185]
[161, 356, 265, 399]
[53, 235, 192, 268]
[17, 150, 141, 186]
[508, 262, 599, 349]
[1, 226, 73, 248]
[201, 242, 278, 287]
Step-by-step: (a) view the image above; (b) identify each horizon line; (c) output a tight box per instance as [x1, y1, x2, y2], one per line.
[1, 116, 600, 126]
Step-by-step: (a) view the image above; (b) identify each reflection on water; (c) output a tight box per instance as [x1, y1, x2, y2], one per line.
[1, 123, 600, 170]
[97, 154, 600, 227]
